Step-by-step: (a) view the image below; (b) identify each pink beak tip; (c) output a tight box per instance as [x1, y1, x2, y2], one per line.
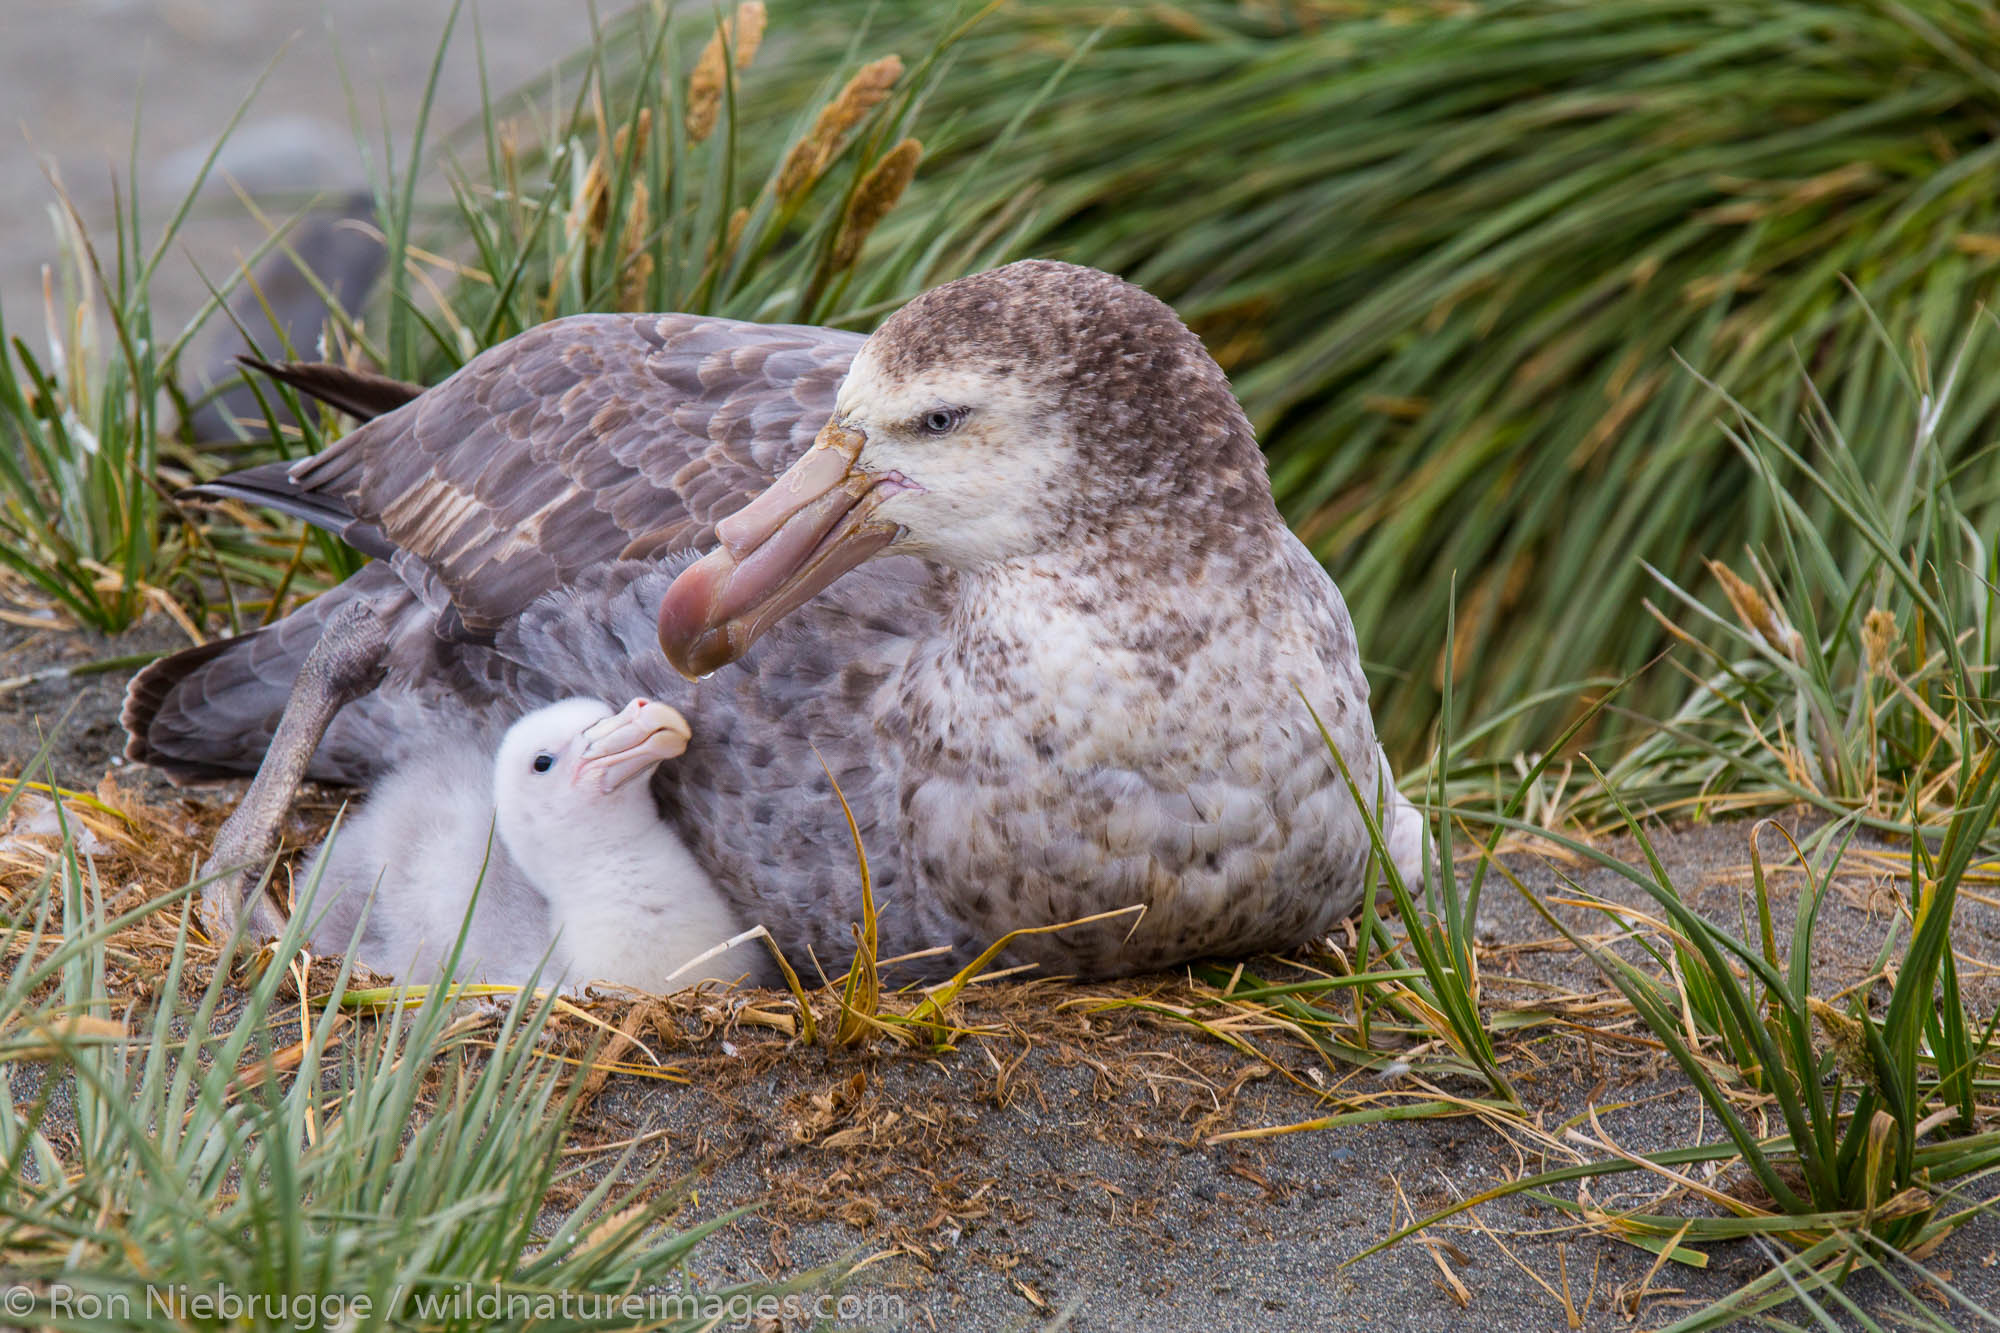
[655, 428, 898, 678]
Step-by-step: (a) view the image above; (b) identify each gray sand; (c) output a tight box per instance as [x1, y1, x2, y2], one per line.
[5, 620, 1999, 1331]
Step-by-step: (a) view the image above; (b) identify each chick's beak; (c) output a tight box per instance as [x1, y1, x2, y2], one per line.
[657, 419, 901, 678]
[574, 700, 692, 793]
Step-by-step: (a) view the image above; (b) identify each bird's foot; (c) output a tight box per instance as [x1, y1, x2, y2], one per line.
[575, 697, 692, 794]
[199, 778, 307, 945]
[197, 834, 291, 946]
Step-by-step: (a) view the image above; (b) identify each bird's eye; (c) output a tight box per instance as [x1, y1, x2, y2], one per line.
[920, 406, 965, 436]
[531, 753, 555, 774]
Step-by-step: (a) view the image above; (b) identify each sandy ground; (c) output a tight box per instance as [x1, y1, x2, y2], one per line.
[6, 618, 2000, 1331]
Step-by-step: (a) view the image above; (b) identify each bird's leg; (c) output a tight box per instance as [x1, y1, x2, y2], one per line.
[1374, 744, 1430, 907]
[1384, 789, 1427, 883]
[574, 698, 692, 794]
[200, 600, 390, 938]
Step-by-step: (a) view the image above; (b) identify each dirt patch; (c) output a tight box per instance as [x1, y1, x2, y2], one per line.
[4, 620, 2000, 1331]
[549, 821, 2000, 1332]
[0, 611, 190, 788]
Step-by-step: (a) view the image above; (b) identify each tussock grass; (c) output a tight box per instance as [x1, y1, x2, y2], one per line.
[1353, 316, 2000, 1326]
[5, 3, 2000, 1324]
[12, 0, 1998, 760]
[1601, 308, 1999, 849]
[372, 1, 1021, 385]
[0, 752, 822, 1329]
[0, 127, 306, 633]
[681, 0, 2000, 760]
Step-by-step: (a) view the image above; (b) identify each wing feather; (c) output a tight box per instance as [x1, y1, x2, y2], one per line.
[287, 312, 861, 634]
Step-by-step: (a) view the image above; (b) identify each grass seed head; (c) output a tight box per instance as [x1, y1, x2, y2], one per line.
[685, 15, 733, 142]
[1863, 606, 1898, 677]
[618, 251, 654, 312]
[1707, 558, 1801, 662]
[685, 5, 765, 144]
[731, 2, 767, 70]
[1807, 996, 1883, 1096]
[706, 204, 752, 274]
[832, 138, 923, 271]
[568, 155, 611, 248]
[616, 185, 653, 310]
[776, 55, 904, 201]
[612, 106, 651, 163]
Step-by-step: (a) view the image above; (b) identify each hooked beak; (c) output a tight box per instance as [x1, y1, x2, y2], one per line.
[574, 700, 691, 794]
[658, 419, 903, 678]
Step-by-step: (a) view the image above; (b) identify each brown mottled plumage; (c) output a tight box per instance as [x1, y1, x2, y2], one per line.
[125, 261, 1410, 980]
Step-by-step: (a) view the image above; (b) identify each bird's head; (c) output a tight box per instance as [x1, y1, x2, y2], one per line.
[657, 259, 1270, 678]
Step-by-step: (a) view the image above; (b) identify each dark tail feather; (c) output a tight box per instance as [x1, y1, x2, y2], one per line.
[238, 356, 424, 423]
[179, 198, 386, 441]
[120, 637, 252, 782]
[121, 567, 407, 786]
[190, 353, 417, 552]
[179, 460, 394, 558]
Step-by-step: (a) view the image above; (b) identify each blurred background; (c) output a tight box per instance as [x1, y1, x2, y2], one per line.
[3, 0, 1996, 779]
[0, 1, 589, 327]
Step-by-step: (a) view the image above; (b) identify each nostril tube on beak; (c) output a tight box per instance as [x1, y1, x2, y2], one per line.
[716, 443, 857, 556]
[657, 415, 897, 679]
[821, 419, 866, 461]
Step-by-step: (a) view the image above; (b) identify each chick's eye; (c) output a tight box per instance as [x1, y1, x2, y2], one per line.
[920, 406, 965, 436]
[531, 753, 555, 774]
